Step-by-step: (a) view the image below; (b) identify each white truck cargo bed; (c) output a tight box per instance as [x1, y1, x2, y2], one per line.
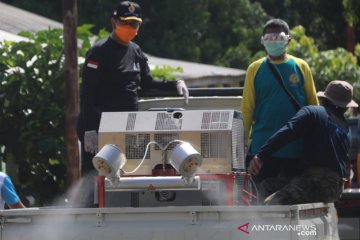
[0, 203, 339, 240]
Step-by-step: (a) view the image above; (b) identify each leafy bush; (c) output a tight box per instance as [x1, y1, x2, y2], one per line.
[0, 29, 67, 206]
[150, 65, 183, 80]
[288, 26, 360, 102]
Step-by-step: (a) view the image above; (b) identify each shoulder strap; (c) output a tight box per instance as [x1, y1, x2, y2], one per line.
[266, 58, 302, 111]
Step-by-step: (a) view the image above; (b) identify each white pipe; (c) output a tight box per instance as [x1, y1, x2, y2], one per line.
[105, 176, 201, 192]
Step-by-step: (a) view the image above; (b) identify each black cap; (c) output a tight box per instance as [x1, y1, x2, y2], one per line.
[112, 1, 142, 22]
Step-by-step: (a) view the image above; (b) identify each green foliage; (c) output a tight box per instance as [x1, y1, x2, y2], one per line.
[150, 65, 183, 81]
[77, 24, 97, 57]
[309, 48, 359, 90]
[355, 43, 360, 60]
[287, 26, 318, 59]
[0, 26, 100, 206]
[0, 29, 66, 206]
[287, 26, 360, 103]
[342, 0, 360, 27]
[136, 0, 268, 69]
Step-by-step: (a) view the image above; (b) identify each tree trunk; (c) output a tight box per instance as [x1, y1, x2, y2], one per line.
[63, 0, 80, 185]
[346, 25, 355, 53]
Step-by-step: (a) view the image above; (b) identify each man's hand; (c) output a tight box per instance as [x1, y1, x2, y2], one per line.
[176, 79, 189, 105]
[248, 155, 263, 176]
[84, 130, 98, 154]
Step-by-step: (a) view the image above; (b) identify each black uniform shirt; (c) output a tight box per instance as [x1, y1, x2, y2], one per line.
[78, 37, 177, 133]
[257, 105, 351, 178]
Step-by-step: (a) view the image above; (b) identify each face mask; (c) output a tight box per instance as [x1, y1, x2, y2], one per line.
[115, 25, 138, 43]
[261, 32, 289, 57]
[263, 41, 287, 57]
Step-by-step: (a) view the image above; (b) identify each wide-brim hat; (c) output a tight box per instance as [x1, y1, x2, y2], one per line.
[317, 80, 358, 108]
[112, 1, 142, 22]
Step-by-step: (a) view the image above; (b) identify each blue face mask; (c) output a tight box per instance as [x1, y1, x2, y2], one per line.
[263, 41, 287, 57]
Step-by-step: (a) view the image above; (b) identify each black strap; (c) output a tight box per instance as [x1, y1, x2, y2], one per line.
[266, 58, 302, 111]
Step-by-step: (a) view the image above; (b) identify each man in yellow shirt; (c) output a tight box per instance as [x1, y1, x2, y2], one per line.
[241, 19, 318, 185]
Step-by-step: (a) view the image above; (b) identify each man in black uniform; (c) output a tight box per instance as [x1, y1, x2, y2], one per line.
[76, 1, 189, 207]
[248, 80, 357, 205]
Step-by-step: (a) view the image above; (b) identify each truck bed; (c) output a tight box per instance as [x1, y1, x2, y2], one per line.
[0, 203, 339, 240]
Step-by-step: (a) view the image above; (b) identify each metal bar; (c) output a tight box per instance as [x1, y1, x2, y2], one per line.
[97, 176, 105, 208]
[226, 174, 235, 206]
[105, 176, 201, 192]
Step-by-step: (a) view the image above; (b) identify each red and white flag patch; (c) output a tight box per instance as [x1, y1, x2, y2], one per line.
[87, 60, 98, 69]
